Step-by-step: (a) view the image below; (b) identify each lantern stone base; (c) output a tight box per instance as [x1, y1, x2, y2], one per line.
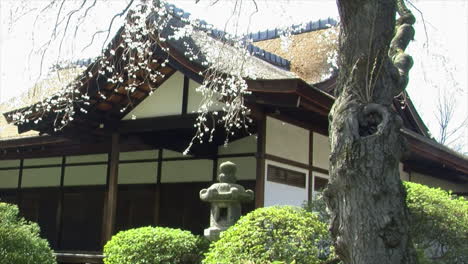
[204, 226, 224, 241]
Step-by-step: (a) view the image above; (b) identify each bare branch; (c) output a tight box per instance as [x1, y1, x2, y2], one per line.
[73, 0, 98, 39]
[57, 0, 88, 64]
[100, 0, 135, 52]
[51, 0, 67, 38]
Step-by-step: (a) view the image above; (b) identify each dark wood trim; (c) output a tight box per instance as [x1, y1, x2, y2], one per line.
[118, 114, 198, 134]
[65, 161, 108, 166]
[154, 148, 163, 226]
[403, 129, 468, 177]
[162, 152, 256, 161]
[103, 133, 120, 243]
[308, 131, 313, 202]
[118, 159, 158, 164]
[21, 164, 62, 169]
[182, 75, 190, 115]
[255, 114, 266, 208]
[264, 153, 329, 175]
[0, 166, 21, 171]
[56, 156, 66, 248]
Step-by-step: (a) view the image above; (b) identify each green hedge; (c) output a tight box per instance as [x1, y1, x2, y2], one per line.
[0, 202, 56, 264]
[103, 226, 202, 264]
[404, 182, 468, 264]
[203, 206, 329, 264]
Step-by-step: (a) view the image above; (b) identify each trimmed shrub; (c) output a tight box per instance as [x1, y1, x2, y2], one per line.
[203, 206, 329, 264]
[0, 202, 56, 264]
[404, 182, 468, 264]
[103, 226, 201, 264]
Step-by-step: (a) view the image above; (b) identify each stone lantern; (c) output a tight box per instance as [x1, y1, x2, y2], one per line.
[200, 161, 254, 241]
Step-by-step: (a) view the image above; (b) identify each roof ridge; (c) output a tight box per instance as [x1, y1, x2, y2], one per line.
[164, 3, 291, 70]
[249, 17, 338, 43]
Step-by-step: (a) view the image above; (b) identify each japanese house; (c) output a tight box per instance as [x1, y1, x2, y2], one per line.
[0, 4, 467, 259]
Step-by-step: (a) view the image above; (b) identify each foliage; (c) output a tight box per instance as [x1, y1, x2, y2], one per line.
[203, 206, 329, 264]
[0, 202, 56, 264]
[195, 235, 211, 258]
[303, 193, 330, 224]
[304, 183, 468, 264]
[302, 196, 341, 264]
[404, 182, 468, 264]
[103, 226, 202, 264]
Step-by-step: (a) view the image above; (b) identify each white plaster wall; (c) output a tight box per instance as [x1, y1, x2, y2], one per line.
[64, 165, 107, 186]
[67, 153, 108, 164]
[0, 169, 19, 188]
[123, 72, 184, 120]
[264, 160, 309, 207]
[265, 117, 309, 164]
[312, 132, 330, 170]
[218, 135, 257, 155]
[187, 79, 224, 113]
[161, 159, 212, 183]
[162, 149, 192, 158]
[218, 157, 256, 180]
[120, 150, 158, 161]
[22, 167, 61, 188]
[23, 157, 62, 166]
[410, 172, 468, 193]
[119, 162, 157, 184]
[0, 160, 20, 168]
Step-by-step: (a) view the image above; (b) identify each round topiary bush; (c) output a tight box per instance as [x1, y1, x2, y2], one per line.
[0, 202, 56, 264]
[103, 226, 201, 264]
[203, 206, 329, 264]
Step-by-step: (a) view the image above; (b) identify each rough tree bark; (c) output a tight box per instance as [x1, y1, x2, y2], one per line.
[324, 0, 418, 263]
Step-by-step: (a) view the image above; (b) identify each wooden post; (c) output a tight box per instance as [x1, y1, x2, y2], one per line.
[56, 156, 66, 249]
[255, 114, 266, 208]
[103, 133, 120, 243]
[308, 131, 313, 202]
[153, 149, 163, 226]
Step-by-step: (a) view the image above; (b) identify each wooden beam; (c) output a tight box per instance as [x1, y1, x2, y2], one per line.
[247, 92, 300, 108]
[103, 133, 120, 243]
[0, 136, 70, 150]
[246, 79, 299, 93]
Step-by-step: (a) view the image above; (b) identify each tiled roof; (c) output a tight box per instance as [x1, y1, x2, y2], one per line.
[248, 18, 338, 42]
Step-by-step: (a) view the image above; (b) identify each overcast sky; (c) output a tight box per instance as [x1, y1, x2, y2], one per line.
[0, 0, 466, 150]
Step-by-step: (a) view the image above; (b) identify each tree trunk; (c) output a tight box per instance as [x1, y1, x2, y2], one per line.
[324, 0, 418, 263]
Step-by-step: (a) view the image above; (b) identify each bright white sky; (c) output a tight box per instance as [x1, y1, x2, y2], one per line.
[0, 0, 467, 150]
